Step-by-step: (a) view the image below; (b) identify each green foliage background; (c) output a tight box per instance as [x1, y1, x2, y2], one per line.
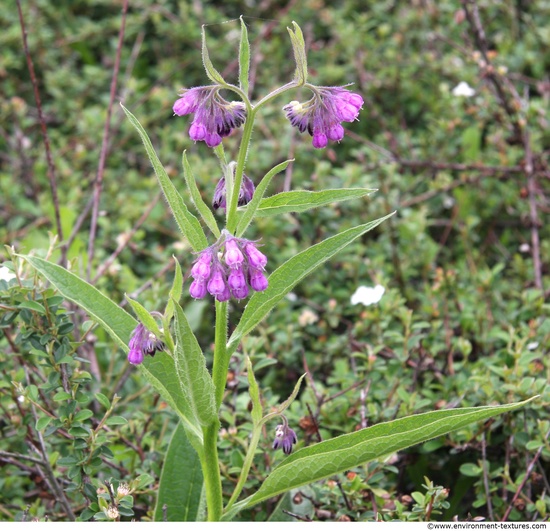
[1, 0, 549, 522]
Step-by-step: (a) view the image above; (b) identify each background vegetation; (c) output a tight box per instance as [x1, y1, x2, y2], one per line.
[1, 0, 549, 522]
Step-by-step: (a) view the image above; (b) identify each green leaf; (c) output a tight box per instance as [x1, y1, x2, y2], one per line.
[105, 416, 128, 426]
[236, 159, 293, 237]
[125, 296, 163, 339]
[287, 22, 307, 85]
[36, 416, 52, 431]
[165, 256, 184, 329]
[154, 422, 204, 521]
[121, 105, 208, 252]
[201, 25, 227, 85]
[254, 188, 375, 217]
[20, 255, 203, 445]
[182, 151, 220, 238]
[260, 374, 305, 426]
[239, 398, 537, 511]
[238, 16, 250, 96]
[228, 213, 394, 353]
[173, 300, 216, 427]
[246, 357, 262, 425]
[18, 300, 46, 313]
[95, 393, 111, 410]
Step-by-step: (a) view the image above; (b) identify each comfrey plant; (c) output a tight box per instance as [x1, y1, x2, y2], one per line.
[21, 20, 534, 522]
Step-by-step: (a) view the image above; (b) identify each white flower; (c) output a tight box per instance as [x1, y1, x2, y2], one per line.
[350, 285, 385, 306]
[527, 341, 539, 351]
[452, 81, 475, 97]
[0, 266, 16, 282]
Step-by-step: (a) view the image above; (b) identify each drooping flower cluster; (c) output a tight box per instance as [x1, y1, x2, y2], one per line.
[272, 423, 298, 455]
[189, 232, 268, 302]
[173, 86, 247, 147]
[212, 174, 255, 211]
[127, 323, 164, 365]
[283, 86, 364, 149]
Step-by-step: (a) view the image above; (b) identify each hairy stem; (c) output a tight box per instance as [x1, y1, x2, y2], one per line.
[212, 300, 229, 409]
[201, 423, 224, 521]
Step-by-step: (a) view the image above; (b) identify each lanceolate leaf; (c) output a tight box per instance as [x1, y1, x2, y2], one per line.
[154, 422, 204, 522]
[236, 159, 293, 237]
[182, 151, 220, 238]
[287, 22, 307, 85]
[238, 16, 250, 96]
[201, 25, 227, 86]
[254, 188, 375, 217]
[121, 105, 208, 252]
[125, 296, 163, 340]
[173, 300, 216, 427]
[228, 213, 394, 353]
[229, 398, 537, 514]
[21, 255, 203, 444]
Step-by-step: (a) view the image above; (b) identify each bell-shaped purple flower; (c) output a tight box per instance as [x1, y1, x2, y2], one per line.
[127, 323, 164, 365]
[272, 423, 298, 455]
[212, 174, 255, 211]
[173, 87, 247, 148]
[189, 279, 208, 299]
[249, 268, 268, 292]
[225, 239, 244, 269]
[283, 86, 363, 149]
[191, 250, 213, 280]
[187, 233, 269, 302]
[207, 268, 226, 297]
[244, 243, 267, 270]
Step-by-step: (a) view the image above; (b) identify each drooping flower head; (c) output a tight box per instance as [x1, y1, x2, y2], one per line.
[188, 230, 268, 302]
[212, 174, 255, 211]
[272, 421, 298, 455]
[127, 323, 164, 365]
[173, 86, 247, 147]
[283, 86, 363, 149]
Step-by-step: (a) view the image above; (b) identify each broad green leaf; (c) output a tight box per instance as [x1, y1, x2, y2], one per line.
[287, 22, 307, 85]
[254, 188, 375, 217]
[173, 300, 216, 426]
[21, 255, 203, 444]
[121, 105, 208, 252]
[125, 296, 163, 340]
[201, 26, 227, 85]
[238, 16, 250, 96]
[228, 213, 394, 353]
[154, 422, 204, 522]
[182, 151, 220, 238]
[235, 398, 537, 512]
[236, 159, 293, 237]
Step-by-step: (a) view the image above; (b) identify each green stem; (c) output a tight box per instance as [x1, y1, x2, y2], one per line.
[201, 422, 223, 521]
[212, 299, 229, 409]
[225, 424, 262, 512]
[226, 109, 256, 233]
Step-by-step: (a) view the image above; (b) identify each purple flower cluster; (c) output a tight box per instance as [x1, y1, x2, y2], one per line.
[272, 423, 298, 455]
[173, 87, 247, 147]
[283, 86, 364, 149]
[189, 234, 268, 302]
[127, 323, 164, 365]
[212, 174, 255, 211]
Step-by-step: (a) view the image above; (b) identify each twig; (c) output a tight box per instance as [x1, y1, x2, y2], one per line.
[87, 0, 129, 281]
[281, 509, 312, 522]
[16, 0, 65, 265]
[481, 432, 494, 520]
[501, 428, 550, 521]
[92, 191, 162, 282]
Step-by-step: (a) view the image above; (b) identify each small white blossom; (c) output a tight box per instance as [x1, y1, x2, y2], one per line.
[527, 342, 539, 351]
[0, 266, 16, 282]
[351, 285, 385, 306]
[452, 81, 475, 97]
